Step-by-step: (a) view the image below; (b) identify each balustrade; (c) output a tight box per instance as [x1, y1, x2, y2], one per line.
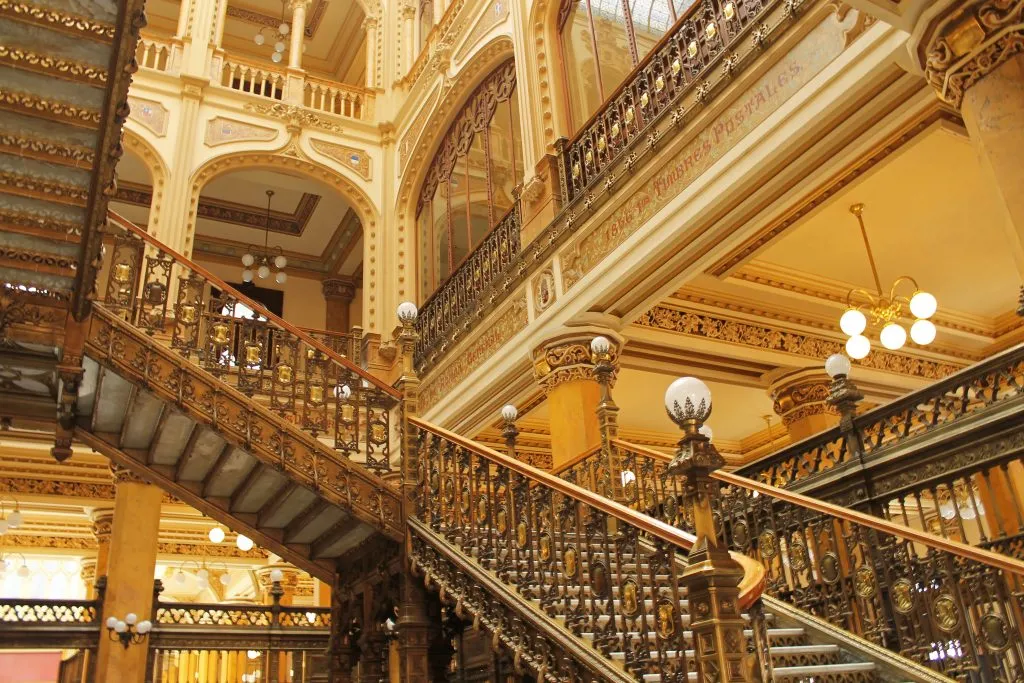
[102, 211, 402, 474]
[220, 57, 287, 100]
[136, 36, 173, 72]
[303, 79, 372, 120]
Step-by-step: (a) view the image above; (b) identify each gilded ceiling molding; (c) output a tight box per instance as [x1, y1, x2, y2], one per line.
[916, 0, 1024, 109]
[0, 0, 116, 40]
[204, 116, 278, 147]
[242, 101, 344, 133]
[706, 106, 962, 277]
[0, 245, 78, 275]
[635, 304, 963, 380]
[0, 133, 95, 169]
[0, 90, 101, 126]
[0, 46, 107, 85]
[127, 96, 169, 137]
[0, 208, 81, 236]
[309, 139, 372, 180]
[1, 534, 271, 559]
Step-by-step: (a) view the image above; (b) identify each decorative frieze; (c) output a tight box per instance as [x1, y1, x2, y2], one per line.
[532, 333, 619, 393]
[204, 116, 278, 147]
[309, 139, 372, 180]
[243, 102, 344, 133]
[127, 96, 169, 136]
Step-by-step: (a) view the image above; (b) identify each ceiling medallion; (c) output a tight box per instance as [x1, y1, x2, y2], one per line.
[838, 203, 937, 359]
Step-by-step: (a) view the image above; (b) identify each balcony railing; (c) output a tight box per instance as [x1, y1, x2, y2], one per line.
[220, 56, 287, 101]
[136, 36, 174, 72]
[304, 77, 372, 119]
[414, 202, 522, 370]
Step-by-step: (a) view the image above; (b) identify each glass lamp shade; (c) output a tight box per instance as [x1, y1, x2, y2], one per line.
[275, 271, 287, 284]
[590, 336, 611, 355]
[396, 301, 418, 324]
[114, 620, 127, 633]
[825, 353, 851, 379]
[219, 572, 231, 586]
[336, 384, 352, 400]
[174, 570, 186, 584]
[208, 526, 225, 544]
[242, 269, 254, 283]
[271, 51, 283, 63]
[247, 650, 261, 660]
[910, 319, 937, 345]
[698, 424, 713, 440]
[845, 334, 870, 360]
[909, 291, 937, 319]
[125, 613, 137, 625]
[17, 564, 29, 578]
[197, 568, 209, 580]
[136, 620, 152, 635]
[106, 616, 118, 629]
[880, 322, 907, 350]
[254, 33, 266, 45]
[270, 568, 284, 583]
[500, 404, 518, 422]
[278, 22, 290, 34]
[274, 255, 287, 269]
[839, 308, 867, 336]
[197, 577, 209, 591]
[274, 41, 286, 52]
[664, 376, 712, 424]
[241, 253, 255, 267]
[257, 265, 271, 280]
[7, 510, 22, 529]
[236, 534, 254, 551]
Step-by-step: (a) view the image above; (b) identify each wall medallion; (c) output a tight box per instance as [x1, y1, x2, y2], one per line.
[890, 578, 914, 614]
[562, 545, 578, 578]
[981, 613, 1010, 652]
[932, 594, 960, 633]
[758, 529, 777, 559]
[854, 565, 877, 599]
[620, 579, 639, 615]
[788, 537, 809, 573]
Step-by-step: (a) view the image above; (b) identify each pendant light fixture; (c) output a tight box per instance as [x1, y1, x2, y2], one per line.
[241, 190, 288, 285]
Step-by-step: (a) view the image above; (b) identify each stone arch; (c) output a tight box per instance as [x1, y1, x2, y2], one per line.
[120, 126, 170, 238]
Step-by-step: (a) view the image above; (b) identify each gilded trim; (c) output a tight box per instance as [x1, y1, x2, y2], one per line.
[0, 0, 116, 40]
[0, 46, 108, 86]
[0, 90, 102, 127]
[0, 173, 89, 207]
[0, 133, 96, 169]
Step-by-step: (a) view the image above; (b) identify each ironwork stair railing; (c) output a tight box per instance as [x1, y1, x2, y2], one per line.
[568, 437, 1024, 681]
[407, 416, 772, 682]
[100, 211, 402, 476]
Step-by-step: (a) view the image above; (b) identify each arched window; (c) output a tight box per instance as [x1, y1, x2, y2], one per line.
[416, 59, 522, 296]
[558, 0, 697, 129]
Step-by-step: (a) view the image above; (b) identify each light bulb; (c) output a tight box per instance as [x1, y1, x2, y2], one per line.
[839, 308, 867, 336]
[257, 265, 270, 279]
[106, 616, 118, 629]
[664, 377, 712, 423]
[306, 612, 317, 623]
[620, 470, 636, 486]
[271, 51, 283, 63]
[500, 404, 517, 422]
[275, 271, 287, 284]
[175, 570, 186, 585]
[274, 41, 286, 53]
[274, 255, 287, 269]
[17, 564, 30, 578]
[125, 612, 137, 625]
[208, 527, 225, 544]
[242, 253, 255, 267]
[270, 568, 284, 583]
[698, 424, 713, 440]
[279, 22, 290, 35]
[197, 577, 209, 591]
[197, 568, 209, 580]
[337, 384, 352, 400]
[114, 620, 127, 633]
[824, 353, 851, 379]
[590, 336, 610, 354]
[247, 650, 261, 660]
[909, 291, 937, 319]
[220, 572, 231, 586]
[236, 534, 254, 551]
[880, 322, 907, 350]
[137, 620, 152, 634]
[910, 319, 936, 345]
[254, 33, 265, 46]
[7, 510, 21, 529]
[242, 269, 254, 283]
[845, 334, 870, 360]
[396, 301, 418, 324]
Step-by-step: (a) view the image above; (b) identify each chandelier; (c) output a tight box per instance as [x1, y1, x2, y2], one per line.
[242, 190, 288, 284]
[838, 204, 937, 359]
[253, 2, 291, 64]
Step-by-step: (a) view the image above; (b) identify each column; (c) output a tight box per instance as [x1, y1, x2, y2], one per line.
[323, 279, 357, 332]
[95, 467, 163, 683]
[87, 507, 115, 597]
[766, 367, 839, 442]
[397, 571, 430, 683]
[287, 0, 310, 69]
[363, 16, 378, 89]
[162, 79, 204, 257]
[915, 0, 1024, 304]
[400, 3, 416, 78]
[532, 330, 621, 472]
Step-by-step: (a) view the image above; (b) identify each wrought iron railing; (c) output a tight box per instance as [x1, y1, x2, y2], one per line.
[102, 211, 402, 474]
[0, 598, 99, 624]
[408, 416, 770, 682]
[736, 343, 1024, 490]
[560, 0, 776, 203]
[414, 202, 522, 370]
[155, 604, 330, 629]
[298, 326, 361, 364]
[590, 438, 1024, 681]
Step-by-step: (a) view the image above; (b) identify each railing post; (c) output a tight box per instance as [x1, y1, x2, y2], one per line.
[396, 303, 420, 503]
[553, 137, 570, 205]
[501, 404, 519, 459]
[591, 336, 622, 499]
[824, 354, 878, 511]
[665, 378, 759, 682]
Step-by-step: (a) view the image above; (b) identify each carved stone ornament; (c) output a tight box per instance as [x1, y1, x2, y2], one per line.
[323, 278, 357, 300]
[309, 139, 372, 180]
[204, 116, 278, 147]
[532, 337, 618, 393]
[769, 372, 838, 427]
[919, 0, 1024, 109]
[127, 96, 169, 137]
[243, 102, 344, 133]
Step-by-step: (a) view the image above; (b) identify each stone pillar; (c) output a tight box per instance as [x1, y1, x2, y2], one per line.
[767, 368, 839, 442]
[324, 278, 357, 332]
[95, 467, 163, 683]
[212, 0, 229, 48]
[175, 0, 192, 38]
[88, 507, 115, 595]
[397, 570, 430, 683]
[532, 330, 621, 472]
[287, 0, 309, 69]
[400, 3, 417, 78]
[363, 16, 379, 89]
[914, 0, 1024, 302]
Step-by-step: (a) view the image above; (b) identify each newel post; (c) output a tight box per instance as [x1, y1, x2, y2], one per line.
[395, 303, 420, 505]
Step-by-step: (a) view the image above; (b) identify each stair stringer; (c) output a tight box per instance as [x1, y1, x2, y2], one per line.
[408, 517, 635, 683]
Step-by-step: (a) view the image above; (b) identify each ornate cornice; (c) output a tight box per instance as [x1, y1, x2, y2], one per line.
[0, 0, 115, 40]
[0, 132, 95, 169]
[323, 278, 357, 300]
[0, 90, 101, 126]
[918, 0, 1024, 109]
[768, 371, 837, 427]
[243, 102, 344, 133]
[532, 332, 621, 393]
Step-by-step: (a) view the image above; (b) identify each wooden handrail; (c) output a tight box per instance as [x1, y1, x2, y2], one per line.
[411, 416, 766, 607]
[105, 210, 401, 399]
[612, 438, 1024, 578]
[549, 442, 602, 476]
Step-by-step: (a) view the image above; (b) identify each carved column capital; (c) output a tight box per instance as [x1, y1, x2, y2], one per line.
[323, 278, 357, 301]
[110, 463, 147, 486]
[399, 2, 417, 19]
[767, 368, 837, 428]
[89, 507, 116, 543]
[79, 558, 98, 585]
[286, 0, 312, 12]
[531, 330, 622, 393]
[913, 0, 1024, 108]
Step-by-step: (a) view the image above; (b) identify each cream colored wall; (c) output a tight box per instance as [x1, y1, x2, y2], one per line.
[193, 257, 328, 330]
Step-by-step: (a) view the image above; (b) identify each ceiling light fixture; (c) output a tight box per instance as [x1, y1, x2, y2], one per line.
[242, 190, 288, 285]
[253, 2, 292, 64]
[839, 203, 937, 359]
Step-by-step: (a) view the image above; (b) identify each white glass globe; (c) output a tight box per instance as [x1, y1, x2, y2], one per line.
[274, 255, 287, 269]
[137, 620, 152, 634]
[236, 534, 254, 551]
[590, 336, 611, 355]
[125, 612, 137, 625]
[271, 51, 283, 63]
[698, 424, 713, 440]
[7, 510, 22, 529]
[247, 650, 261, 660]
[845, 334, 870, 360]
[241, 253, 255, 267]
[664, 376, 712, 422]
[17, 563, 30, 578]
[501, 404, 518, 422]
[839, 308, 867, 336]
[197, 568, 209, 580]
[397, 301, 418, 324]
[880, 322, 907, 350]
[197, 576, 209, 591]
[824, 353, 851, 379]
[910, 319, 937, 345]
[106, 616, 118, 629]
[279, 22, 290, 35]
[275, 271, 287, 284]
[114, 620, 127, 633]
[0, 519, 8, 534]
[254, 33, 266, 46]
[220, 572, 231, 586]
[909, 291, 937, 319]
[242, 269, 254, 283]
[336, 384, 352, 400]
[208, 527, 225, 544]
[270, 568, 284, 583]
[274, 41, 286, 53]
[257, 265, 270, 280]
[174, 571, 186, 585]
